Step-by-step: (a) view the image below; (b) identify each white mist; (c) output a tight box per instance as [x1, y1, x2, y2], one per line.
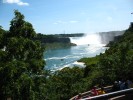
[70, 33, 102, 45]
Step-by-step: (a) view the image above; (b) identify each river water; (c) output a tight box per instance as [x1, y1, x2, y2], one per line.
[44, 34, 108, 71]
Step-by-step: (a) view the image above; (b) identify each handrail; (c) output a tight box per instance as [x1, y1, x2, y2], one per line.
[82, 88, 133, 100]
[70, 86, 113, 100]
[70, 86, 133, 100]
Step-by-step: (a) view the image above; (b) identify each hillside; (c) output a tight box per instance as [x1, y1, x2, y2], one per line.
[79, 23, 133, 83]
[44, 23, 133, 100]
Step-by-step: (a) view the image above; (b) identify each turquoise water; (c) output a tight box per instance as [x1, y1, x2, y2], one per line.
[44, 44, 107, 71]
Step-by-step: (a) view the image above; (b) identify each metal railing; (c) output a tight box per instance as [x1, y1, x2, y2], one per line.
[82, 88, 133, 100]
[70, 86, 112, 100]
[70, 87, 133, 100]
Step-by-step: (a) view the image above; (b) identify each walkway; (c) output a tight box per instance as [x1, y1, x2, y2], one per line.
[70, 86, 133, 100]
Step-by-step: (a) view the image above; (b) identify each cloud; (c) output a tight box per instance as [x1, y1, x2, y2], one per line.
[107, 16, 113, 22]
[53, 20, 78, 24]
[80, 12, 87, 15]
[57, 20, 67, 24]
[108, 5, 117, 11]
[53, 20, 66, 24]
[69, 21, 78, 23]
[3, 0, 29, 6]
[53, 22, 58, 25]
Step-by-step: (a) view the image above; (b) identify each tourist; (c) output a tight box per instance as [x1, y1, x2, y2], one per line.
[119, 79, 129, 90]
[91, 86, 98, 96]
[98, 87, 106, 95]
[112, 81, 120, 92]
[127, 79, 133, 88]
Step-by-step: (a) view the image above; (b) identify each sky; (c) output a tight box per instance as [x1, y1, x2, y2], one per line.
[0, 0, 133, 34]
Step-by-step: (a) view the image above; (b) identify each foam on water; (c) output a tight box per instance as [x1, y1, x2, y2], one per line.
[44, 33, 108, 71]
[44, 44, 108, 72]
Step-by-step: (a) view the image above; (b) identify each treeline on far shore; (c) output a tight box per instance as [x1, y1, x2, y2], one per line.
[33, 33, 79, 49]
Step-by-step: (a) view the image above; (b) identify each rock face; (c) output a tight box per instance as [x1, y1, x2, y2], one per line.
[99, 30, 125, 44]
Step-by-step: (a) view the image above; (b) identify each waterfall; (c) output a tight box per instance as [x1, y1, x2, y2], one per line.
[70, 33, 102, 45]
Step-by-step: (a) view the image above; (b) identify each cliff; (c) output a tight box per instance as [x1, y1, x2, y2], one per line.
[99, 30, 125, 44]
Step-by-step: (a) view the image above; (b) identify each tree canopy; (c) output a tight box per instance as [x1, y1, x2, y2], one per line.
[0, 10, 45, 99]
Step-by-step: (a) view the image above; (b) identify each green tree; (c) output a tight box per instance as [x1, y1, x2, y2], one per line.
[44, 67, 85, 100]
[0, 10, 45, 99]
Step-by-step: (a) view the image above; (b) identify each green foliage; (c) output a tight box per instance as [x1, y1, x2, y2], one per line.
[75, 24, 133, 86]
[44, 67, 85, 100]
[0, 10, 45, 99]
[0, 26, 6, 49]
[9, 10, 36, 38]
[54, 33, 84, 37]
[78, 56, 99, 66]
[98, 25, 133, 82]
[43, 26, 133, 99]
[33, 33, 76, 50]
[34, 33, 70, 44]
[43, 43, 75, 50]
